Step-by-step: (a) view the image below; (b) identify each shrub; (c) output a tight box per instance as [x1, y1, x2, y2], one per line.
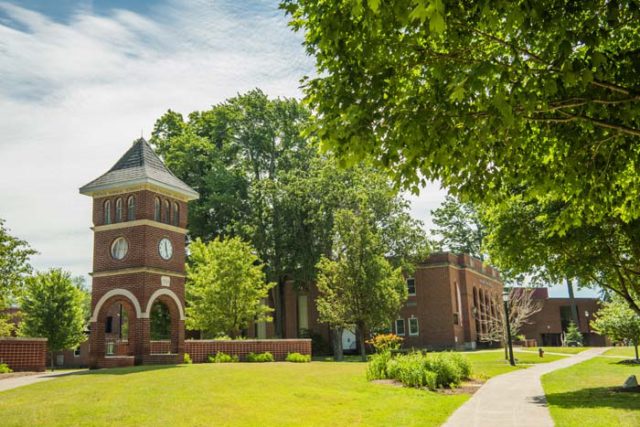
[366, 333, 403, 353]
[208, 352, 239, 363]
[183, 353, 192, 364]
[366, 351, 392, 380]
[246, 352, 274, 362]
[425, 352, 472, 388]
[285, 352, 311, 363]
[0, 363, 13, 374]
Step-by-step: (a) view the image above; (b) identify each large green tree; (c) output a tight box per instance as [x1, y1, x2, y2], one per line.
[316, 207, 408, 361]
[152, 90, 428, 336]
[19, 269, 88, 369]
[591, 298, 640, 361]
[186, 237, 275, 338]
[283, 0, 640, 234]
[0, 219, 37, 336]
[430, 195, 486, 260]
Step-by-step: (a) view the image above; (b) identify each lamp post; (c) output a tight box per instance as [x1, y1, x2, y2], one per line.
[503, 290, 516, 366]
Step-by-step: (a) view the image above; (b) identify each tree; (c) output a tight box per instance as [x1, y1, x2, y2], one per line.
[19, 269, 87, 369]
[564, 322, 583, 347]
[316, 208, 408, 361]
[0, 219, 37, 335]
[478, 288, 542, 359]
[186, 237, 275, 338]
[591, 298, 640, 362]
[283, 1, 640, 235]
[152, 91, 428, 336]
[430, 195, 486, 260]
[484, 196, 640, 315]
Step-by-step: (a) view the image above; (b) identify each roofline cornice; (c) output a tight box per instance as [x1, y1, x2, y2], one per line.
[80, 180, 198, 201]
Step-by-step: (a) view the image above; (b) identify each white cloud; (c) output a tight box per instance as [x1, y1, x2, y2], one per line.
[0, 0, 448, 280]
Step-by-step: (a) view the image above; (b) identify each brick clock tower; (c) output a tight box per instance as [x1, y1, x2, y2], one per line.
[80, 138, 198, 368]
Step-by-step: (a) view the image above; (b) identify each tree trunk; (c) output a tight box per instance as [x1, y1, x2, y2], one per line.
[566, 278, 580, 328]
[635, 342, 639, 362]
[50, 352, 54, 371]
[358, 324, 367, 362]
[332, 326, 344, 361]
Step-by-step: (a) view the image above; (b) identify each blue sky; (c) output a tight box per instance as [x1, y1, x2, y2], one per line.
[0, 0, 596, 298]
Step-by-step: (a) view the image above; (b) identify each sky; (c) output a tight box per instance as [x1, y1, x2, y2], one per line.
[0, 0, 595, 298]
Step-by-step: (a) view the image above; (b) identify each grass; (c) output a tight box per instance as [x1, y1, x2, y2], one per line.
[0, 352, 567, 426]
[542, 356, 640, 427]
[604, 346, 639, 358]
[465, 350, 567, 379]
[516, 346, 589, 355]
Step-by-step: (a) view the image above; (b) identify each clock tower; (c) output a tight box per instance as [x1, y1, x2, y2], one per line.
[80, 138, 198, 368]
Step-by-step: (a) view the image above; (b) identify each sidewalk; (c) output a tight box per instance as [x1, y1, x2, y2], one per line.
[443, 347, 609, 427]
[0, 370, 86, 393]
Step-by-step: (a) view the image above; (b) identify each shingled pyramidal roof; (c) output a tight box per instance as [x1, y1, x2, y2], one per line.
[79, 138, 198, 200]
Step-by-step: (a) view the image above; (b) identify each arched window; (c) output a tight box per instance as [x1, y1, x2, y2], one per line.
[127, 196, 136, 221]
[172, 202, 179, 226]
[104, 200, 112, 225]
[115, 198, 123, 222]
[164, 200, 171, 224]
[154, 197, 161, 221]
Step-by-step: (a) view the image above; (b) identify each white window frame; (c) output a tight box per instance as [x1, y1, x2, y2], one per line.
[395, 318, 405, 336]
[407, 278, 416, 296]
[409, 317, 419, 336]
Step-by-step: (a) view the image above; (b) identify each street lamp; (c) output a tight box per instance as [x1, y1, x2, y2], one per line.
[503, 290, 516, 366]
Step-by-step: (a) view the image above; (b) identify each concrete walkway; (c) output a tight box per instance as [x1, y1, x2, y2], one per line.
[0, 370, 86, 393]
[443, 347, 609, 427]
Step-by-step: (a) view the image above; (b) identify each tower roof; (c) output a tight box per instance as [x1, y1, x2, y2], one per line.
[79, 138, 198, 200]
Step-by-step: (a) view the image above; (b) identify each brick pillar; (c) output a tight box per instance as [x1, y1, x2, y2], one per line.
[139, 317, 151, 364]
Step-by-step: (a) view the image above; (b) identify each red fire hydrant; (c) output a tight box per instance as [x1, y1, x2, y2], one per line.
[539, 348, 544, 358]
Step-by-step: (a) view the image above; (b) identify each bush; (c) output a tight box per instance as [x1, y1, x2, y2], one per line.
[208, 352, 239, 363]
[0, 363, 13, 374]
[285, 352, 311, 363]
[183, 353, 192, 364]
[365, 350, 472, 390]
[246, 352, 274, 362]
[366, 351, 392, 380]
[366, 333, 403, 353]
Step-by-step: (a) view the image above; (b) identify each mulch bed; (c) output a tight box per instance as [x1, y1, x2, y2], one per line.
[371, 378, 485, 395]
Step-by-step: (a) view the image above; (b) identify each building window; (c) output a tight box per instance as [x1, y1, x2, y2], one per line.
[154, 197, 161, 221]
[409, 317, 419, 336]
[172, 202, 179, 226]
[104, 200, 111, 225]
[127, 196, 136, 221]
[407, 278, 416, 295]
[74, 346, 81, 357]
[164, 200, 170, 224]
[110, 237, 129, 260]
[115, 198, 123, 222]
[105, 316, 113, 333]
[453, 313, 459, 325]
[395, 319, 405, 336]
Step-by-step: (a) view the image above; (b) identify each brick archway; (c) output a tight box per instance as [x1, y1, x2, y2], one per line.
[90, 292, 142, 368]
[143, 290, 185, 362]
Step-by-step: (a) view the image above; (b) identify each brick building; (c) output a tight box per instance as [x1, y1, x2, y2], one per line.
[518, 288, 606, 346]
[261, 252, 504, 351]
[79, 138, 198, 368]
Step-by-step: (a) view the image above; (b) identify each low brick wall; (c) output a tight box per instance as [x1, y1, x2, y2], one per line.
[184, 339, 312, 363]
[0, 338, 48, 371]
[150, 340, 172, 354]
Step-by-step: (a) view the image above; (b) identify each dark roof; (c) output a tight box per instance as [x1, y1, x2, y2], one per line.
[79, 138, 198, 199]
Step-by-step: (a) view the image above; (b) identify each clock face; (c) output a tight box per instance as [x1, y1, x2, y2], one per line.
[159, 238, 173, 260]
[111, 237, 128, 260]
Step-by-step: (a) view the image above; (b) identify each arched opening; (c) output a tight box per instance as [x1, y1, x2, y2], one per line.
[172, 202, 179, 226]
[97, 298, 138, 359]
[104, 200, 112, 225]
[149, 297, 180, 354]
[154, 197, 161, 221]
[127, 195, 136, 221]
[115, 198, 123, 222]
[164, 200, 171, 224]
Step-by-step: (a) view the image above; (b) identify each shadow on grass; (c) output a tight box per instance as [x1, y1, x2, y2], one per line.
[313, 355, 367, 363]
[545, 386, 640, 411]
[76, 364, 184, 376]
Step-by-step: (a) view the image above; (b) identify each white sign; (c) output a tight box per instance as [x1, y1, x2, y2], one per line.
[161, 276, 171, 287]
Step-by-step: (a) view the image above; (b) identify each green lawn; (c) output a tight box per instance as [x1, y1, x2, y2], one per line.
[0, 353, 566, 426]
[466, 350, 567, 379]
[542, 356, 640, 427]
[517, 346, 589, 355]
[604, 346, 639, 358]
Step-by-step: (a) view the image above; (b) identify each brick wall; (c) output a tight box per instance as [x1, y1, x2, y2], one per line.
[0, 338, 47, 371]
[93, 190, 188, 228]
[184, 339, 312, 363]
